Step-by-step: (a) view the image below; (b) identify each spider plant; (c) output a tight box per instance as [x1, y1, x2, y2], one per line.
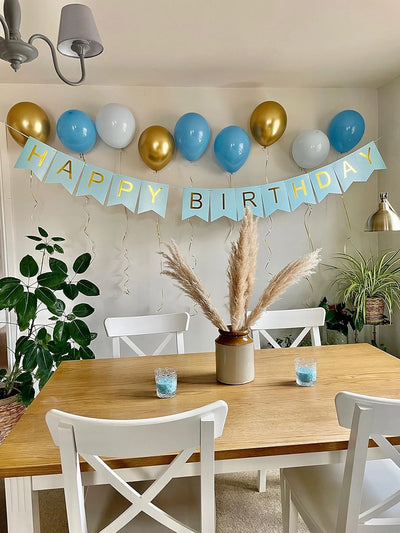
[327, 250, 400, 329]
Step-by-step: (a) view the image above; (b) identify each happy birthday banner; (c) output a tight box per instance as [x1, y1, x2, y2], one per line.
[15, 138, 386, 222]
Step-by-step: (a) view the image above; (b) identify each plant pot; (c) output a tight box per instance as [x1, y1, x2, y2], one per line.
[0, 390, 25, 444]
[215, 328, 254, 385]
[365, 297, 385, 325]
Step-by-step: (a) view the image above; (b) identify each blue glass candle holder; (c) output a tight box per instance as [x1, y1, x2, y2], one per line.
[294, 357, 317, 387]
[154, 367, 177, 398]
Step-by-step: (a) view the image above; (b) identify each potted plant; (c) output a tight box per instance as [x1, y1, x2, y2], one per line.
[318, 297, 355, 344]
[160, 207, 321, 384]
[327, 250, 400, 332]
[0, 227, 99, 441]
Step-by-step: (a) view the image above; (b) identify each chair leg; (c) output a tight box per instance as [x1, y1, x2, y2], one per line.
[257, 468, 267, 492]
[280, 470, 298, 533]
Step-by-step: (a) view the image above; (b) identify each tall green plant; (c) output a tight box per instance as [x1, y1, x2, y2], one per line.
[0, 227, 100, 405]
[327, 250, 400, 328]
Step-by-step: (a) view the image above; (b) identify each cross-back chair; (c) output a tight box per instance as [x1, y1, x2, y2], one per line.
[104, 311, 190, 357]
[281, 391, 400, 532]
[46, 400, 228, 533]
[249, 307, 326, 349]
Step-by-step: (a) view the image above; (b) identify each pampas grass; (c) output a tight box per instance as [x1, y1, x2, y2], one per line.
[161, 207, 321, 332]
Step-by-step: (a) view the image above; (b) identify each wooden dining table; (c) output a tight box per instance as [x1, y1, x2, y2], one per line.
[1, 343, 400, 532]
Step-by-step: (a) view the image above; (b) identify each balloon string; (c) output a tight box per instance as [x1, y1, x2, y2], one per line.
[303, 204, 315, 251]
[121, 207, 130, 295]
[263, 146, 270, 184]
[82, 196, 96, 259]
[29, 170, 39, 224]
[2, 121, 29, 140]
[341, 194, 352, 254]
[263, 215, 273, 275]
[155, 218, 164, 313]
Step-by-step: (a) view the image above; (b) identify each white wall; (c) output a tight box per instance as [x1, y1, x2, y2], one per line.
[377, 76, 400, 355]
[0, 84, 379, 356]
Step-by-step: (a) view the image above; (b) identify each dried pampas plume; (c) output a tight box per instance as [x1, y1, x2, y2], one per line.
[161, 207, 321, 332]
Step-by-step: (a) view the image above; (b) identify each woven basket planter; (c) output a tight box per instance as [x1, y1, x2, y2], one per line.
[0, 392, 25, 444]
[365, 297, 386, 325]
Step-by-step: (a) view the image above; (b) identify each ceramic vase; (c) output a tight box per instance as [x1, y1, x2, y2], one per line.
[215, 327, 254, 385]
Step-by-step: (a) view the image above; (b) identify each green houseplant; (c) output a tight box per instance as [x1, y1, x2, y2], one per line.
[327, 250, 400, 333]
[0, 227, 100, 407]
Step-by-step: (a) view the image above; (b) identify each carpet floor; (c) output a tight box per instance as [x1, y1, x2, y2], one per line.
[0, 471, 309, 532]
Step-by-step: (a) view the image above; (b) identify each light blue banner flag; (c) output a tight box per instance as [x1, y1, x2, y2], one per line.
[75, 164, 114, 204]
[285, 174, 316, 211]
[14, 137, 56, 181]
[309, 164, 342, 203]
[340, 141, 386, 187]
[261, 181, 291, 216]
[137, 181, 169, 217]
[210, 189, 237, 221]
[182, 188, 210, 221]
[107, 175, 141, 213]
[235, 186, 264, 219]
[45, 152, 84, 194]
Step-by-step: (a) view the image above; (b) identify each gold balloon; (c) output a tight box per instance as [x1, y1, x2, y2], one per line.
[138, 125, 175, 171]
[7, 102, 51, 147]
[250, 101, 287, 147]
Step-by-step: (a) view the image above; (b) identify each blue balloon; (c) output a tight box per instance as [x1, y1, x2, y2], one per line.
[328, 110, 365, 153]
[214, 126, 250, 173]
[174, 112, 210, 161]
[57, 109, 97, 154]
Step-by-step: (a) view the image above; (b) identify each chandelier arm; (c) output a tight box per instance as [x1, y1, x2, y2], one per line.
[28, 33, 86, 86]
[0, 15, 10, 40]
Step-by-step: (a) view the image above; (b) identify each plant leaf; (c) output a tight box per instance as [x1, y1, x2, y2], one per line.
[36, 346, 53, 373]
[38, 227, 48, 237]
[15, 292, 37, 330]
[27, 235, 42, 242]
[51, 237, 65, 242]
[77, 279, 100, 296]
[0, 283, 24, 308]
[47, 299, 66, 317]
[49, 258, 68, 275]
[20, 255, 39, 277]
[63, 283, 79, 300]
[72, 303, 95, 317]
[73, 253, 91, 274]
[54, 244, 64, 254]
[69, 319, 91, 346]
[37, 271, 67, 288]
[35, 286, 57, 307]
[79, 345, 95, 359]
[53, 320, 69, 344]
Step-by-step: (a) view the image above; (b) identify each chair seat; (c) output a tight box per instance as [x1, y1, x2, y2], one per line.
[282, 458, 400, 532]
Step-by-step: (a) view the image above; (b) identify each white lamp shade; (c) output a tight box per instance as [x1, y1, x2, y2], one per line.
[57, 4, 103, 58]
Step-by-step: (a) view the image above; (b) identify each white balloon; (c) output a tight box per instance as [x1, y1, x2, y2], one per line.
[95, 103, 136, 149]
[291, 130, 330, 169]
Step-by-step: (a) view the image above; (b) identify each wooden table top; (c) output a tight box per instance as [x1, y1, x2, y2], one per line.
[0, 343, 400, 478]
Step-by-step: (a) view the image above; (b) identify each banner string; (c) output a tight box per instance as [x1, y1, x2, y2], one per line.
[225, 172, 234, 243]
[303, 204, 315, 251]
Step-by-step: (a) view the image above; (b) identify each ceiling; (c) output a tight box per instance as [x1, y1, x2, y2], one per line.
[1, 0, 400, 88]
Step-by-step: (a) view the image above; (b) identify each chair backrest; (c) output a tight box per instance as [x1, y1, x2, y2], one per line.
[46, 400, 228, 533]
[249, 307, 326, 349]
[334, 391, 400, 532]
[104, 312, 190, 357]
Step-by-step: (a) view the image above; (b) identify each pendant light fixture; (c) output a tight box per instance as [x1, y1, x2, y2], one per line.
[365, 192, 400, 232]
[0, 0, 103, 86]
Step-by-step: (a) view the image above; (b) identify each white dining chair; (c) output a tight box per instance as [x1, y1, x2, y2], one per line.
[249, 307, 326, 349]
[104, 311, 190, 357]
[280, 391, 400, 532]
[249, 307, 326, 492]
[46, 400, 228, 533]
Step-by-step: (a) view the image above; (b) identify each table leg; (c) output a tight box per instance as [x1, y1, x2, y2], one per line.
[5, 477, 40, 533]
